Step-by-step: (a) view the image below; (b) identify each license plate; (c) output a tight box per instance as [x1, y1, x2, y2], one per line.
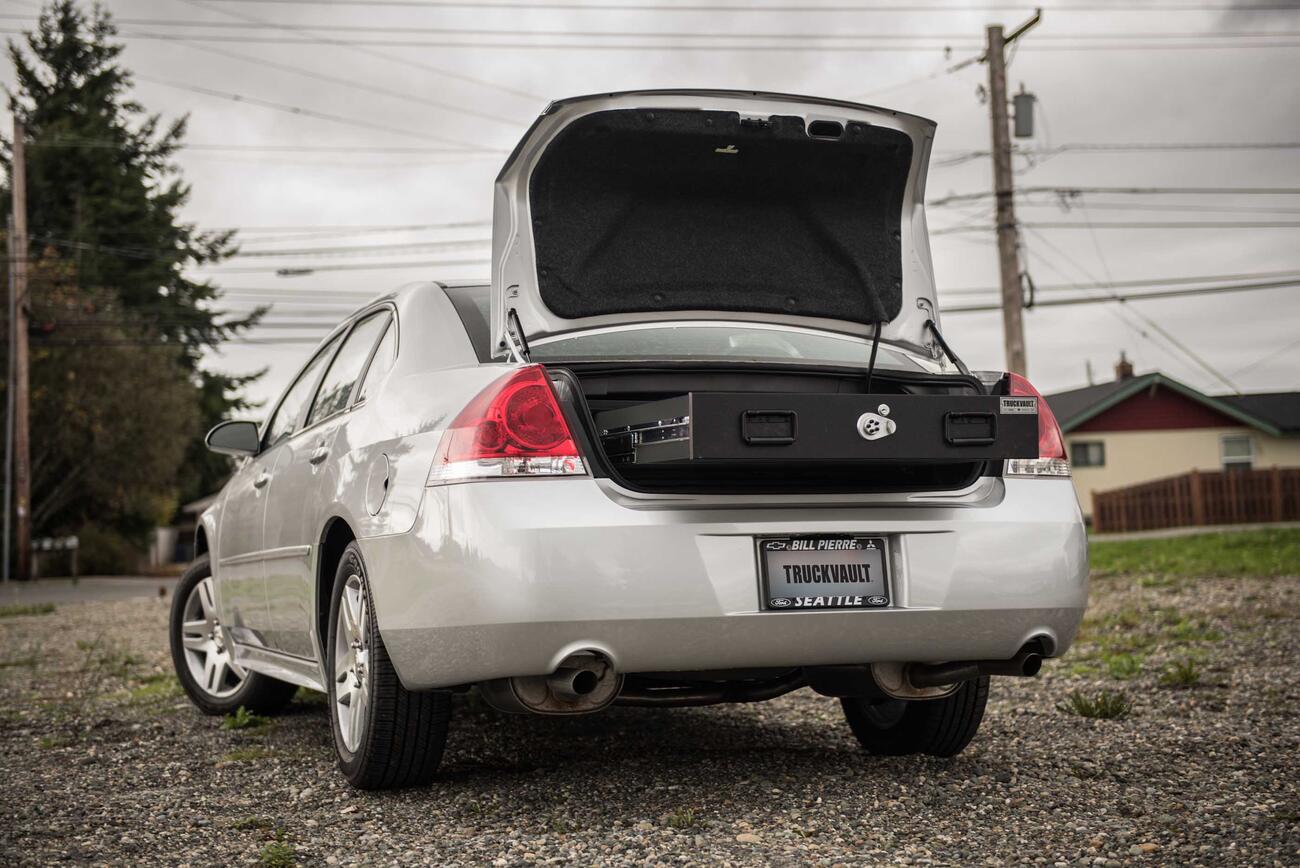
[758, 536, 889, 611]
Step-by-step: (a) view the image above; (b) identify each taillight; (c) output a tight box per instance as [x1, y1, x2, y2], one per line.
[1005, 373, 1070, 478]
[428, 365, 586, 484]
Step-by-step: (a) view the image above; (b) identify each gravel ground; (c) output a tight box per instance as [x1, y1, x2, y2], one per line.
[1, 573, 1296, 866]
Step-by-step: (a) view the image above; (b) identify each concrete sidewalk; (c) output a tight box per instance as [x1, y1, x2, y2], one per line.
[0, 576, 177, 606]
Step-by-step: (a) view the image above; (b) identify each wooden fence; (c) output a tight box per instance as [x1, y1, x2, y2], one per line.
[1091, 467, 1300, 533]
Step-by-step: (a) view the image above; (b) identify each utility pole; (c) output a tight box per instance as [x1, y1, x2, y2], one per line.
[984, 10, 1040, 377]
[10, 115, 30, 581]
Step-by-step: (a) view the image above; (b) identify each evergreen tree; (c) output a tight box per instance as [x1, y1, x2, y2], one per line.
[1, 1, 264, 565]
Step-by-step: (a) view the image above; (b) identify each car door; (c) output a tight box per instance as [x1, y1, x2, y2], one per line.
[224, 333, 343, 649]
[261, 310, 392, 659]
[213, 449, 279, 647]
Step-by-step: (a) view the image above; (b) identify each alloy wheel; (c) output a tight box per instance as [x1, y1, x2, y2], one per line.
[179, 576, 246, 698]
[333, 573, 371, 753]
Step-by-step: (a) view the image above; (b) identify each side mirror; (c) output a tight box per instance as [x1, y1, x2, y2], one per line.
[206, 420, 261, 457]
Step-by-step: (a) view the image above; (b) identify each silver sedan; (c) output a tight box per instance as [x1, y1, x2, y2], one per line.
[170, 90, 1088, 790]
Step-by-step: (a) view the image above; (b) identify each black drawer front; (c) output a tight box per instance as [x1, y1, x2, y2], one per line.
[688, 393, 1039, 462]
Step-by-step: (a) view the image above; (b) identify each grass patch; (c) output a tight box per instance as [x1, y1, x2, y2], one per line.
[667, 807, 698, 830]
[1166, 617, 1224, 643]
[221, 746, 272, 763]
[257, 841, 295, 868]
[1090, 527, 1300, 579]
[0, 656, 38, 669]
[38, 734, 75, 749]
[128, 673, 184, 705]
[75, 638, 142, 680]
[233, 816, 276, 831]
[1058, 689, 1133, 720]
[0, 602, 55, 618]
[222, 706, 271, 731]
[1159, 658, 1202, 688]
[1103, 652, 1144, 680]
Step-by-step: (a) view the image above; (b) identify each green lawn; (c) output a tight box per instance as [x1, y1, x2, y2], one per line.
[1089, 527, 1300, 578]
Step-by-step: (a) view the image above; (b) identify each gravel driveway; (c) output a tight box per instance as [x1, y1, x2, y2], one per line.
[1, 573, 1296, 866]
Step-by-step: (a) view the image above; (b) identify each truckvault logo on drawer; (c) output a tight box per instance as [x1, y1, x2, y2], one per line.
[999, 397, 1038, 414]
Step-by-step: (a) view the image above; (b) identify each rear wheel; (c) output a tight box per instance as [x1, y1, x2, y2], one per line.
[169, 555, 298, 716]
[840, 677, 989, 757]
[327, 542, 452, 789]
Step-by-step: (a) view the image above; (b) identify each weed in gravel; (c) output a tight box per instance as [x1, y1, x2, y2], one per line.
[0, 656, 38, 669]
[221, 746, 272, 763]
[0, 603, 55, 618]
[667, 807, 698, 830]
[292, 687, 327, 707]
[1166, 618, 1224, 643]
[75, 637, 143, 682]
[38, 734, 74, 749]
[1058, 689, 1133, 719]
[128, 673, 183, 706]
[1103, 652, 1144, 680]
[257, 841, 295, 868]
[233, 816, 276, 831]
[1159, 658, 1202, 688]
[223, 706, 271, 731]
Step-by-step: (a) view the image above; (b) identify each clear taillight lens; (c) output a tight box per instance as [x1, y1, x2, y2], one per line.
[1004, 373, 1070, 478]
[427, 365, 586, 484]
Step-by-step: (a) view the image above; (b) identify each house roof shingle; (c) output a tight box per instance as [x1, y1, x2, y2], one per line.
[1045, 373, 1299, 437]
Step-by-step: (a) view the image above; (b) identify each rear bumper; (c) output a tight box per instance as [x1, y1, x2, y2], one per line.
[361, 477, 1088, 690]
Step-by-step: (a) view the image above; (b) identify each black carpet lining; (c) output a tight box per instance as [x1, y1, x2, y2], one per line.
[528, 108, 912, 326]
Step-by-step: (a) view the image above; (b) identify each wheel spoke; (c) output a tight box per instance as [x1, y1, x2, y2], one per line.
[182, 635, 208, 651]
[182, 619, 207, 634]
[341, 589, 359, 641]
[350, 683, 365, 736]
[356, 596, 368, 647]
[197, 578, 217, 621]
[335, 649, 355, 682]
[209, 656, 228, 692]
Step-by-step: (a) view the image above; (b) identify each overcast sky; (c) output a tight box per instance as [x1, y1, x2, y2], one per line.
[4, 0, 1299, 412]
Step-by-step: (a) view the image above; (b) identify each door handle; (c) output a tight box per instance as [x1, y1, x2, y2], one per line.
[253, 470, 271, 489]
[309, 446, 330, 465]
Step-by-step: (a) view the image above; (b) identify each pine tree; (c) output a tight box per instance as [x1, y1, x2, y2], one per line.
[2, 1, 264, 564]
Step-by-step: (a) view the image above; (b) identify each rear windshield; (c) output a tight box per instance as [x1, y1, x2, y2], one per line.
[442, 284, 930, 371]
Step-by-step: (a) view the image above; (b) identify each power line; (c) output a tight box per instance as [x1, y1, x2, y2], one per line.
[933, 141, 1300, 166]
[928, 185, 1300, 206]
[933, 219, 1300, 234]
[941, 277, 1300, 312]
[132, 75, 486, 149]
[201, 257, 490, 274]
[1231, 335, 1300, 379]
[47, 30, 1300, 50]
[232, 239, 490, 258]
[941, 267, 1300, 295]
[177, 0, 542, 102]
[27, 138, 494, 155]
[173, 1, 1300, 12]
[9, 17, 1297, 41]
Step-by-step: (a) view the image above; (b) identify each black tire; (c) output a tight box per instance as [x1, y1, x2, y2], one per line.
[327, 542, 452, 790]
[169, 554, 299, 716]
[840, 677, 989, 758]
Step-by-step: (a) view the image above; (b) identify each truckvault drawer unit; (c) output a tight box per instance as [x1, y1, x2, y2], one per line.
[595, 393, 1041, 466]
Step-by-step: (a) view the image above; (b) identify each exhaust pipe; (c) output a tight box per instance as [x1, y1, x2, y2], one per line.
[907, 648, 1042, 689]
[479, 652, 623, 715]
[548, 666, 601, 701]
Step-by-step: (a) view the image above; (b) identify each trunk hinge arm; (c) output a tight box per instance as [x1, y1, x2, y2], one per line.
[504, 308, 532, 364]
[923, 319, 973, 378]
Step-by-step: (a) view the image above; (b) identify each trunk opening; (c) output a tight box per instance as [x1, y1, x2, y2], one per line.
[549, 363, 995, 496]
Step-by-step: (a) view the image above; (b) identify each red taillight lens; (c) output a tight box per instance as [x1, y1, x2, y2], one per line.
[1009, 373, 1066, 459]
[429, 365, 585, 483]
[1006, 373, 1070, 478]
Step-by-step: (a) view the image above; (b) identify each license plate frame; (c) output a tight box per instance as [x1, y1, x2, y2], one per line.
[757, 535, 890, 611]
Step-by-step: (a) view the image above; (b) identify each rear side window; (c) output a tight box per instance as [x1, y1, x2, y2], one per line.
[306, 312, 391, 427]
[263, 333, 343, 449]
[356, 320, 397, 403]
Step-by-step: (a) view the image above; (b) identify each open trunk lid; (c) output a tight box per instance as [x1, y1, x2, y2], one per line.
[491, 90, 941, 360]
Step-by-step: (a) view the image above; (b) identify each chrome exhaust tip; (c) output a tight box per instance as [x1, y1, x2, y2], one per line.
[479, 652, 622, 715]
